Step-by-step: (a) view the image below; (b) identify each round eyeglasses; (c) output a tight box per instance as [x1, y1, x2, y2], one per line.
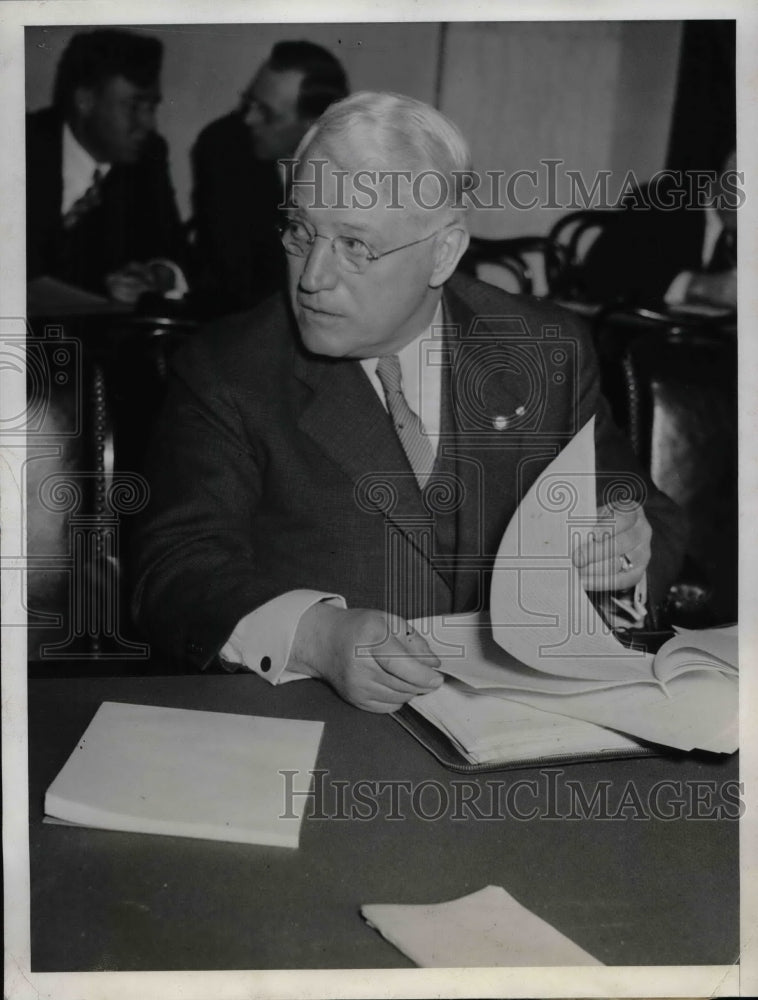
[278, 218, 453, 275]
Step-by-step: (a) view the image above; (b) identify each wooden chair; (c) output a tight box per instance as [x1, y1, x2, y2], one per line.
[459, 236, 567, 297]
[594, 307, 737, 625]
[548, 209, 620, 301]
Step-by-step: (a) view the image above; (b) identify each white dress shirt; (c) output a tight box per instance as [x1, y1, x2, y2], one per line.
[62, 123, 111, 215]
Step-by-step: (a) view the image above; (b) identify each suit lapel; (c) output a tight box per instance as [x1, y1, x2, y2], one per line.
[442, 283, 539, 610]
[292, 346, 431, 527]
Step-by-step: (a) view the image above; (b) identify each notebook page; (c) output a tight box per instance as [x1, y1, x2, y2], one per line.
[411, 681, 645, 764]
[652, 627, 738, 683]
[484, 672, 737, 753]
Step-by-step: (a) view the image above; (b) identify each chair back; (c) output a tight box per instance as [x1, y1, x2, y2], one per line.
[598, 310, 737, 622]
[459, 236, 567, 297]
[548, 209, 620, 300]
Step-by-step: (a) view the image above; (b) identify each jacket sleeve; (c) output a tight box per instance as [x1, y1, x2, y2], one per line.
[130, 335, 277, 670]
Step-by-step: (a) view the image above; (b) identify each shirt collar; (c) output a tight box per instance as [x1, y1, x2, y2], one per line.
[61, 123, 112, 213]
[361, 300, 444, 378]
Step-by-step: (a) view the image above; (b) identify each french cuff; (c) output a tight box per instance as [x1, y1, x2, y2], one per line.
[147, 257, 189, 300]
[664, 271, 694, 306]
[219, 589, 347, 684]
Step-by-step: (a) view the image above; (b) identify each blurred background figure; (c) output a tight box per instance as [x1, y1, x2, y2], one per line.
[190, 40, 348, 318]
[26, 28, 187, 305]
[581, 148, 738, 310]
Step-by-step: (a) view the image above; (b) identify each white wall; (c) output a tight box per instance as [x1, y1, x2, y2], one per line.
[439, 20, 681, 238]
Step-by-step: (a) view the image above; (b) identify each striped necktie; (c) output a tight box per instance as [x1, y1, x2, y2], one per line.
[62, 167, 104, 230]
[376, 354, 435, 490]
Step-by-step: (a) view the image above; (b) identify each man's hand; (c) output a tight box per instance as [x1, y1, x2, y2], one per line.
[105, 261, 176, 304]
[288, 603, 443, 713]
[572, 502, 651, 591]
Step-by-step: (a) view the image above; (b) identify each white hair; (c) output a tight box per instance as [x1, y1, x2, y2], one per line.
[292, 91, 473, 213]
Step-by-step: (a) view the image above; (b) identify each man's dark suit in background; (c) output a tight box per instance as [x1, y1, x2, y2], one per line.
[27, 106, 186, 295]
[191, 112, 285, 316]
[581, 204, 706, 305]
[581, 153, 738, 308]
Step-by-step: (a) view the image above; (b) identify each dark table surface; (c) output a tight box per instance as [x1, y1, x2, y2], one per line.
[28, 672, 740, 972]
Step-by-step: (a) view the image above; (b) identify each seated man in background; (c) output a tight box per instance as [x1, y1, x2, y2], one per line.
[27, 28, 187, 305]
[133, 92, 685, 713]
[581, 149, 739, 311]
[190, 40, 348, 317]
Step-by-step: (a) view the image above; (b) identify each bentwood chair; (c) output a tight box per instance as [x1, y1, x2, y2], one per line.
[547, 209, 620, 301]
[459, 235, 567, 297]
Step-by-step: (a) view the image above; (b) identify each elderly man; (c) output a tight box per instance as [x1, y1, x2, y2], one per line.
[27, 28, 187, 304]
[134, 92, 684, 712]
[191, 40, 348, 316]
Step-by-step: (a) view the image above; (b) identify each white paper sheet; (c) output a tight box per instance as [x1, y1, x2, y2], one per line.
[490, 416, 653, 681]
[362, 885, 602, 967]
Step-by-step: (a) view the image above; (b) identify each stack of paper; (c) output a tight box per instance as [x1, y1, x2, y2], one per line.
[45, 701, 324, 847]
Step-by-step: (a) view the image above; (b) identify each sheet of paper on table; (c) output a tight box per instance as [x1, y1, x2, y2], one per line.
[362, 885, 602, 967]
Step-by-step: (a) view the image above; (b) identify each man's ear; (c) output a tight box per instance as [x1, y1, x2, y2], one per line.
[429, 223, 470, 288]
[72, 87, 95, 119]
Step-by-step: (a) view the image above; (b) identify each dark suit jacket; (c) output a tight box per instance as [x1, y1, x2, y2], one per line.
[132, 272, 686, 670]
[190, 112, 287, 317]
[581, 201, 707, 305]
[26, 107, 186, 294]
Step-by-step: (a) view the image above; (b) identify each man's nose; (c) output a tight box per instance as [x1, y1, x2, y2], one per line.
[298, 237, 340, 292]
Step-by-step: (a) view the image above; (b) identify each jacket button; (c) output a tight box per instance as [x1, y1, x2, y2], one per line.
[260, 656, 272, 672]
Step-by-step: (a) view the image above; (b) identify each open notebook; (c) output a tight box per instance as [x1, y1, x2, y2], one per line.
[402, 418, 738, 768]
[44, 702, 324, 847]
